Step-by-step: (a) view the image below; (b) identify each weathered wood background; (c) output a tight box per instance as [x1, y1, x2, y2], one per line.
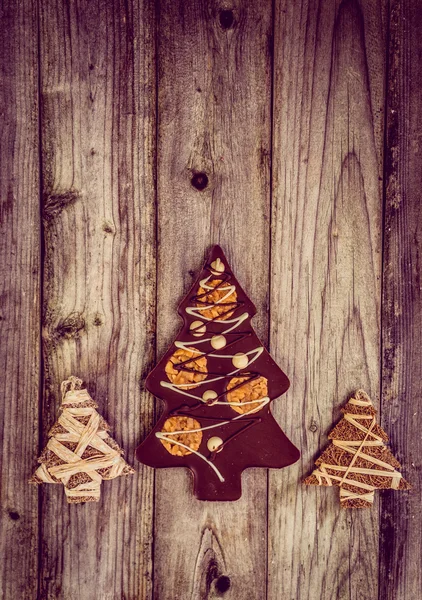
[0, 0, 420, 599]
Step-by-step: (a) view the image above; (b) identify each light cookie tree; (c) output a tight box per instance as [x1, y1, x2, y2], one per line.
[31, 377, 134, 503]
[304, 390, 411, 507]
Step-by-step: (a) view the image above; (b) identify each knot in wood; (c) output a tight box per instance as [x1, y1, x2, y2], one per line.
[43, 189, 82, 222]
[216, 575, 231, 593]
[219, 9, 235, 30]
[55, 312, 85, 339]
[309, 418, 318, 433]
[191, 172, 209, 191]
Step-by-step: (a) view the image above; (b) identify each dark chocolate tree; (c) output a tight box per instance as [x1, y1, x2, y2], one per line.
[136, 245, 300, 500]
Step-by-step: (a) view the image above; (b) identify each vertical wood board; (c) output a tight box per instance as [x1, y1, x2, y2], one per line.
[154, 1, 273, 598]
[39, 1, 156, 598]
[0, 1, 40, 598]
[380, 1, 422, 598]
[269, 1, 386, 599]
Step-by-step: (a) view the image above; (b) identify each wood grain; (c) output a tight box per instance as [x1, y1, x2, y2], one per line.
[1, 0, 420, 597]
[39, 1, 156, 598]
[154, 0, 272, 597]
[269, 1, 386, 599]
[380, 1, 422, 598]
[0, 1, 40, 598]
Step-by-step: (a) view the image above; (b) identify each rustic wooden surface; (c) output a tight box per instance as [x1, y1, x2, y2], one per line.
[0, 1, 420, 599]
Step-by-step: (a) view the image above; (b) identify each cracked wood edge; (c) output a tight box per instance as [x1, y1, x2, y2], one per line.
[269, 1, 387, 598]
[38, 1, 156, 598]
[0, 1, 40, 598]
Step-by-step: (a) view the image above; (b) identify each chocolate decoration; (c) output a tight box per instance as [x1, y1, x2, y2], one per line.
[136, 245, 300, 500]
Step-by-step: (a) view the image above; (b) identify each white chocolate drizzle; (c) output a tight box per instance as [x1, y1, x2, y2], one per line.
[155, 396, 271, 481]
[157, 260, 271, 482]
[161, 347, 264, 389]
[156, 432, 225, 482]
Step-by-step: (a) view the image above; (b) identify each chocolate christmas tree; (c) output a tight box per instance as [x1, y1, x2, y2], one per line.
[304, 390, 411, 507]
[30, 376, 134, 503]
[136, 245, 300, 500]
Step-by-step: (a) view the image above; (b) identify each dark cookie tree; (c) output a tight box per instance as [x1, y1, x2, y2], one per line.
[136, 246, 300, 500]
[304, 390, 411, 508]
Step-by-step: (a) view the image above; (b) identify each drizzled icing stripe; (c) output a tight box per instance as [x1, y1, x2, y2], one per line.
[166, 346, 264, 389]
[173, 331, 253, 365]
[156, 397, 271, 481]
[155, 432, 226, 482]
[186, 274, 243, 320]
[169, 398, 270, 435]
[185, 310, 248, 330]
[162, 370, 262, 406]
[160, 380, 268, 409]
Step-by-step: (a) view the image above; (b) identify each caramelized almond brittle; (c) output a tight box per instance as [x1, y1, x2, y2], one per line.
[165, 347, 207, 389]
[226, 375, 268, 414]
[196, 279, 237, 320]
[160, 416, 202, 456]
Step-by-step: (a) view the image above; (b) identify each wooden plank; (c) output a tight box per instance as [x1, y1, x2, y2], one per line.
[39, 1, 156, 598]
[154, 1, 272, 598]
[0, 1, 40, 598]
[380, 1, 422, 598]
[269, 1, 386, 599]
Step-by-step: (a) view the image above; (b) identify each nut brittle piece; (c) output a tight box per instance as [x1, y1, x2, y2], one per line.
[160, 416, 202, 456]
[165, 347, 207, 389]
[196, 279, 237, 320]
[226, 375, 268, 414]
